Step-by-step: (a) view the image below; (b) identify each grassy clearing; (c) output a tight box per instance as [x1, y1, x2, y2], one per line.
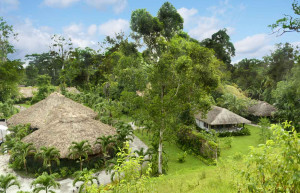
[134, 130, 205, 175]
[220, 125, 261, 158]
[134, 125, 261, 193]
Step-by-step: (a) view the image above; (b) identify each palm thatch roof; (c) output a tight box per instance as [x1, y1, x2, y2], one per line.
[195, 106, 251, 125]
[248, 101, 277, 117]
[8, 92, 97, 128]
[19, 87, 37, 98]
[22, 116, 116, 158]
[8, 92, 116, 158]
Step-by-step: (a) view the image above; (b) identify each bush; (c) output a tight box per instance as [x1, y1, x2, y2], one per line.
[0, 100, 19, 119]
[177, 126, 219, 159]
[236, 122, 300, 192]
[177, 151, 187, 163]
[218, 127, 250, 137]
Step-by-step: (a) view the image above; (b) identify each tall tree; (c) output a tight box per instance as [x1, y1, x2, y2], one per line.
[68, 140, 93, 171]
[201, 29, 235, 73]
[263, 43, 298, 102]
[0, 17, 17, 62]
[0, 60, 24, 102]
[130, 3, 220, 174]
[232, 58, 266, 99]
[0, 17, 24, 102]
[137, 36, 220, 174]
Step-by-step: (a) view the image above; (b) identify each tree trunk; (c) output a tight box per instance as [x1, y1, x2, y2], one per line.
[158, 85, 165, 175]
[80, 157, 83, 171]
[24, 159, 27, 173]
[158, 128, 163, 174]
[49, 161, 52, 174]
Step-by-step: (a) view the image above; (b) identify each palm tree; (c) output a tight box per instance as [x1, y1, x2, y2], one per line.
[11, 141, 36, 173]
[31, 172, 60, 193]
[95, 135, 115, 158]
[35, 146, 60, 174]
[73, 169, 99, 193]
[68, 140, 93, 171]
[0, 174, 20, 193]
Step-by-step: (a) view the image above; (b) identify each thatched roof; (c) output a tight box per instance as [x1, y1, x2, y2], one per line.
[195, 106, 251, 125]
[19, 87, 37, 98]
[8, 92, 97, 128]
[65, 87, 80, 94]
[22, 116, 116, 158]
[7, 92, 116, 158]
[248, 101, 277, 117]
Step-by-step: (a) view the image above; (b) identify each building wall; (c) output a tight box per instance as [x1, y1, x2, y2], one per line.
[195, 119, 206, 129]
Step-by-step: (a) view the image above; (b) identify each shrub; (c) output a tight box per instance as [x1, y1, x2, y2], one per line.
[177, 126, 219, 159]
[177, 151, 187, 163]
[218, 127, 250, 137]
[236, 121, 300, 192]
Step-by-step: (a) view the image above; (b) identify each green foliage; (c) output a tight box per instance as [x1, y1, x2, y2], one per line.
[0, 99, 19, 118]
[237, 122, 300, 192]
[258, 118, 271, 143]
[201, 29, 235, 73]
[222, 137, 233, 148]
[177, 126, 218, 159]
[35, 146, 60, 174]
[1, 124, 32, 152]
[73, 169, 99, 193]
[31, 172, 60, 193]
[218, 127, 251, 137]
[0, 17, 18, 62]
[177, 151, 187, 163]
[31, 75, 54, 104]
[0, 60, 24, 102]
[232, 59, 266, 100]
[109, 142, 155, 193]
[10, 141, 36, 173]
[0, 173, 20, 193]
[68, 140, 93, 171]
[272, 63, 300, 130]
[269, 0, 300, 35]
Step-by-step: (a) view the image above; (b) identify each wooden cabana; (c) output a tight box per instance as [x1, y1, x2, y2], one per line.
[195, 106, 251, 132]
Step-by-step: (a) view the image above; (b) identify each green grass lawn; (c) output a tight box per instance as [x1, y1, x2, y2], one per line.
[220, 125, 261, 158]
[19, 103, 31, 108]
[134, 124, 262, 193]
[134, 130, 206, 175]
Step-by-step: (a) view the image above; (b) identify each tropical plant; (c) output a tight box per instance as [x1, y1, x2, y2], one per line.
[95, 135, 115, 157]
[35, 146, 60, 174]
[31, 172, 60, 193]
[134, 147, 152, 176]
[73, 169, 99, 193]
[10, 141, 36, 173]
[0, 174, 20, 193]
[258, 118, 271, 143]
[68, 140, 93, 171]
[236, 121, 300, 192]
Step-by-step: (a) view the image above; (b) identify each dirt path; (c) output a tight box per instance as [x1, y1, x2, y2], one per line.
[0, 135, 148, 193]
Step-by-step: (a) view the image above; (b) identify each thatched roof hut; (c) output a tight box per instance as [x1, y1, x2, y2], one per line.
[8, 92, 97, 128]
[195, 106, 251, 125]
[248, 101, 277, 117]
[8, 92, 116, 158]
[195, 106, 251, 131]
[22, 116, 116, 158]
